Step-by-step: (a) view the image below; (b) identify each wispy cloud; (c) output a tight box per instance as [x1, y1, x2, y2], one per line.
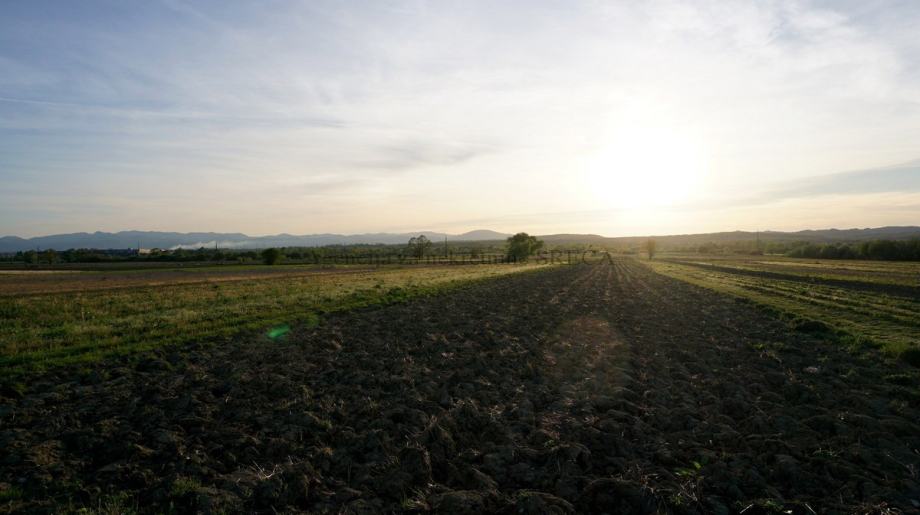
[767, 160, 920, 200]
[2, 1, 920, 237]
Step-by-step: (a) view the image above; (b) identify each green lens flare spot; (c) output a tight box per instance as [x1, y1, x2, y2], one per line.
[267, 324, 290, 340]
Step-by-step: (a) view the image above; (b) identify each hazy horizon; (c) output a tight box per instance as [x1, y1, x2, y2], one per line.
[3, 1, 920, 238]
[4, 223, 920, 242]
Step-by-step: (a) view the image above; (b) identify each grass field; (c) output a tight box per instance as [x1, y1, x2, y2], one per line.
[647, 254, 920, 363]
[0, 263, 384, 295]
[0, 263, 545, 377]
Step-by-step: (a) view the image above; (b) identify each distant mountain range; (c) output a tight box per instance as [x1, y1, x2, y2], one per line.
[1, 226, 918, 252]
[0, 229, 512, 252]
[542, 226, 920, 247]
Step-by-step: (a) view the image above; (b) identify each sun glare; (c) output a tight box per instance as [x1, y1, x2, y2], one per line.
[586, 126, 706, 210]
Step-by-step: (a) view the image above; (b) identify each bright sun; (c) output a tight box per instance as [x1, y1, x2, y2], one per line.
[586, 126, 706, 210]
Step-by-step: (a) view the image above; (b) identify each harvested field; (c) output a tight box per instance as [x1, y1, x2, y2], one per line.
[649, 257, 920, 358]
[2, 259, 919, 513]
[0, 265, 379, 296]
[659, 254, 920, 291]
[0, 264, 540, 375]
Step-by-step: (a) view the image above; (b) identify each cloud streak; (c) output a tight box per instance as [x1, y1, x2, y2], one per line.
[768, 161, 920, 200]
[2, 1, 920, 237]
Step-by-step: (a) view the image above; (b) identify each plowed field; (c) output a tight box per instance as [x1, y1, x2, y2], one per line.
[2, 259, 919, 513]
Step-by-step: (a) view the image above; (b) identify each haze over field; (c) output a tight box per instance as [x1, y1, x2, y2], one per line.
[2, 1, 920, 238]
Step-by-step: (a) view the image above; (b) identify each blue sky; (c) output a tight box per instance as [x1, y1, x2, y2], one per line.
[2, 0, 920, 237]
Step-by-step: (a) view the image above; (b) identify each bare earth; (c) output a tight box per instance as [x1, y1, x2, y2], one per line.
[1, 260, 918, 513]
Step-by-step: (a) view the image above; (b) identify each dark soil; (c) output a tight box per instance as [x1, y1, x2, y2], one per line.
[2, 260, 919, 513]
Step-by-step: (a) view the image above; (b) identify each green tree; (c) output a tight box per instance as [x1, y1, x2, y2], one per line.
[645, 239, 657, 260]
[261, 248, 283, 265]
[42, 249, 58, 264]
[407, 235, 432, 259]
[506, 232, 544, 261]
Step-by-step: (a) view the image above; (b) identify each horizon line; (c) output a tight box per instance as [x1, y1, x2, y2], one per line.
[4, 224, 920, 242]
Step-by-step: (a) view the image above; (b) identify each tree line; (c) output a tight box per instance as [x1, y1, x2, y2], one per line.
[682, 239, 920, 261]
[784, 239, 920, 261]
[5, 233, 550, 265]
[261, 233, 546, 265]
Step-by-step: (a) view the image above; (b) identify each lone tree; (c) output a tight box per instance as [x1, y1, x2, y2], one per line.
[407, 235, 432, 259]
[645, 238, 657, 260]
[506, 232, 544, 262]
[261, 247, 283, 265]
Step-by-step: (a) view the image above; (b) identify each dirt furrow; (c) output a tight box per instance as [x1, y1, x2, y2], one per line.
[602, 260, 920, 513]
[1, 260, 918, 514]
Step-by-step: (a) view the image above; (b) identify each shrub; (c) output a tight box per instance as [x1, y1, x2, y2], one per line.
[645, 239, 657, 260]
[261, 248, 283, 265]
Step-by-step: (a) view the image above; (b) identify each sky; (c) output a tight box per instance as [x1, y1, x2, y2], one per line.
[2, 0, 919, 238]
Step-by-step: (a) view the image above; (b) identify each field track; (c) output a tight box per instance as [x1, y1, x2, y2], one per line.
[2, 259, 919, 513]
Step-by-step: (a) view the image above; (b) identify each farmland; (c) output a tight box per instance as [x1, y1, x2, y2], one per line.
[647, 254, 920, 361]
[2, 258, 919, 513]
[0, 263, 545, 377]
